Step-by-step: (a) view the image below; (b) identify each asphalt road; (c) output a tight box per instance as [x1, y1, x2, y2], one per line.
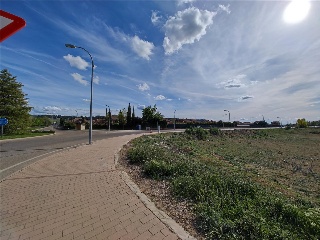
[0, 129, 148, 180]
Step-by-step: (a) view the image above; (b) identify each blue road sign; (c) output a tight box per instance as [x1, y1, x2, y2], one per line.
[0, 118, 8, 126]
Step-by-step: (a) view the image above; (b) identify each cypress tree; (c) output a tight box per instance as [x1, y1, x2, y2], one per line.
[127, 103, 132, 128]
[108, 108, 111, 129]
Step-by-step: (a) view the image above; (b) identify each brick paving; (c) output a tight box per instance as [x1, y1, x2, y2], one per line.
[0, 134, 192, 240]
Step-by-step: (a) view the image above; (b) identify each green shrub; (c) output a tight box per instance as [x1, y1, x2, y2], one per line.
[185, 127, 209, 140]
[144, 160, 174, 179]
[127, 144, 166, 164]
[296, 118, 308, 128]
[209, 127, 220, 135]
[285, 125, 291, 130]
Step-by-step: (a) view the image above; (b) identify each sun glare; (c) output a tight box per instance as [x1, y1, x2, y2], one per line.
[283, 0, 311, 24]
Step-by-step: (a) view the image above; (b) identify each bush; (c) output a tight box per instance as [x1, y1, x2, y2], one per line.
[209, 127, 220, 135]
[144, 160, 175, 179]
[296, 118, 308, 128]
[185, 127, 208, 140]
[127, 144, 163, 164]
[127, 136, 169, 164]
[285, 125, 291, 130]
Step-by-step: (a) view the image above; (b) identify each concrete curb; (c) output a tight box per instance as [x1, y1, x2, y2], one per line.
[115, 144, 197, 240]
[0, 142, 87, 182]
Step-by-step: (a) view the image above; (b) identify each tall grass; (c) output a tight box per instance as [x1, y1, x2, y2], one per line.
[126, 130, 320, 239]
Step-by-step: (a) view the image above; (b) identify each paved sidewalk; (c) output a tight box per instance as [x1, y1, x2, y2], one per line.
[0, 134, 194, 240]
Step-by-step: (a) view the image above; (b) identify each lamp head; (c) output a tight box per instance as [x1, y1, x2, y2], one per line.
[65, 43, 77, 48]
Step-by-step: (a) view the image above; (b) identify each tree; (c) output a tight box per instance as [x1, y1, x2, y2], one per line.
[217, 120, 223, 127]
[126, 103, 132, 128]
[31, 116, 51, 127]
[308, 120, 320, 126]
[142, 105, 164, 127]
[118, 108, 126, 129]
[108, 108, 111, 129]
[251, 120, 268, 128]
[0, 69, 32, 134]
[296, 118, 308, 128]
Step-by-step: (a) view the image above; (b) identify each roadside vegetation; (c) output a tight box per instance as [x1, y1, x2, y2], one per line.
[0, 69, 56, 140]
[125, 127, 320, 239]
[1, 69, 32, 135]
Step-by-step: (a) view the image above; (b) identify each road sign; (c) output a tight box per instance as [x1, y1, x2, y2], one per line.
[0, 118, 8, 126]
[0, 10, 26, 42]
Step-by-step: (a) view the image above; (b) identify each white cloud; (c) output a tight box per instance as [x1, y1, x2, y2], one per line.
[163, 7, 216, 54]
[220, 74, 247, 89]
[43, 106, 61, 112]
[137, 105, 145, 110]
[105, 26, 156, 60]
[154, 95, 166, 100]
[131, 36, 154, 60]
[137, 82, 150, 91]
[219, 4, 231, 14]
[83, 99, 90, 102]
[151, 11, 162, 25]
[63, 54, 89, 70]
[177, 0, 196, 6]
[71, 73, 88, 86]
[93, 76, 100, 85]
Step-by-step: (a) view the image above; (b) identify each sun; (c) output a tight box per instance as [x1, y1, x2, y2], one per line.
[283, 0, 311, 24]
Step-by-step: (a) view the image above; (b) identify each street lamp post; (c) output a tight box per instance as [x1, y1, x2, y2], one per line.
[106, 105, 109, 131]
[108, 108, 111, 131]
[174, 110, 176, 130]
[65, 44, 94, 144]
[106, 105, 111, 132]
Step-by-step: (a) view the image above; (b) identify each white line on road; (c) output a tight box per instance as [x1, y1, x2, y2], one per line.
[0, 144, 84, 174]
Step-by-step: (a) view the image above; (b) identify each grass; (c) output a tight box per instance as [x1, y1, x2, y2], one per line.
[126, 128, 320, 239]
[0, 130, 55, 140]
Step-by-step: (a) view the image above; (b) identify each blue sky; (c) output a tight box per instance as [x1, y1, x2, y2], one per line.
[1, 0, 319, 123]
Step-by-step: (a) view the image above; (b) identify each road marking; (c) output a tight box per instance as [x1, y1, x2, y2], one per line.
[0, 150, 60, 173]
[0, 144, 84, 174]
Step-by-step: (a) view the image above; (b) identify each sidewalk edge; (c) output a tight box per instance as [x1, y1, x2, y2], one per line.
[115, 146, 196, 240]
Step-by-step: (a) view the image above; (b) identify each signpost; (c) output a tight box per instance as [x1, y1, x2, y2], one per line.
[0, 118, 8, 137]
[0, 10, 26, 42]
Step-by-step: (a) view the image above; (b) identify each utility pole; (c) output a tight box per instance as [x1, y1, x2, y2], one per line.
[108, 108, 111, 131]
